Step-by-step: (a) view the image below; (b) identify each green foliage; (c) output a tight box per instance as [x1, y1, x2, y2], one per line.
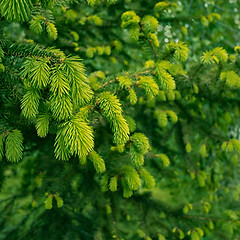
[138, 76, 159, 98]
[212, 47, 228, 63]
[88, 15, 103, 26]
[128, 89, 137, 105]
[46, 22, 58, 40]
[141, 15, 159, 33]
[158, 233, 166, 240]
[201, 47, 228, 64]
[5, 130, 24, 162]
[154, 110, 168, 127]
[100, 174, 109, 192]
[55, 113, 94, 160]
[200, 144, 208, 157]
[166, 42, 189, 62]
[121, 11, 140, 28]
[147, 33, 159, 47]
[36, 113, 50, 138]
[44, 195, 53, 210]
[50, 69, 70, 97]
[185, 142, 192, 153]
[63, 56, 93, 106]
[220, 71, 240, 88]
[179, 230, 185, 239]
[140, 168, 155, 188]
[154, 2, 170, 12]
[0, 134, 5, 161]
[55, 195, 64, 208]
[156, 62, 175, 90]
[122, 165, 141, 191]
[222, 139, 240, 153]
[0, 0, 32, 22]
[29, 15, 44, 34]
[109, 176, 118, 192]
[22, 57, 50, 89]
[156, 153, 170, 167]
[118, 76, 132, 89]
[44, 193, 64, 209]
[166, 110, 178, 123]
[130, 133, 149, 167]
[121, 11, 140, 41]
[0, 46, 4, 60]
[121, 178, 133, 198]
[125, 115, 136, 133]
[98, 92, 129, 145]
[131, 133, 149, 155]
[89, 150, 106, 173]
[1, 0, 240, 239]
[191, 231, 200, 240]
[21, 88, 41, 118]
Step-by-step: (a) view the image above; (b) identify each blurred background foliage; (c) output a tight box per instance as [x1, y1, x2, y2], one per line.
[1, 0, 240, 240]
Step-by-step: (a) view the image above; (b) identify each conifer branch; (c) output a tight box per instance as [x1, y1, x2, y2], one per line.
[98, 70, 151, 90]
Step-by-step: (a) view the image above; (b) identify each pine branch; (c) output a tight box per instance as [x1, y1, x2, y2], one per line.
[1, 41, 64, 60]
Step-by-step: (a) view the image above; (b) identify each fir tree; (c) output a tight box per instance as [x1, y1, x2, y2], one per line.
[0, 0, 240, 239]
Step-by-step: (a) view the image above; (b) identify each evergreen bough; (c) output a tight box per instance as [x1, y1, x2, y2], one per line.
[0, 0, 240, 239]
